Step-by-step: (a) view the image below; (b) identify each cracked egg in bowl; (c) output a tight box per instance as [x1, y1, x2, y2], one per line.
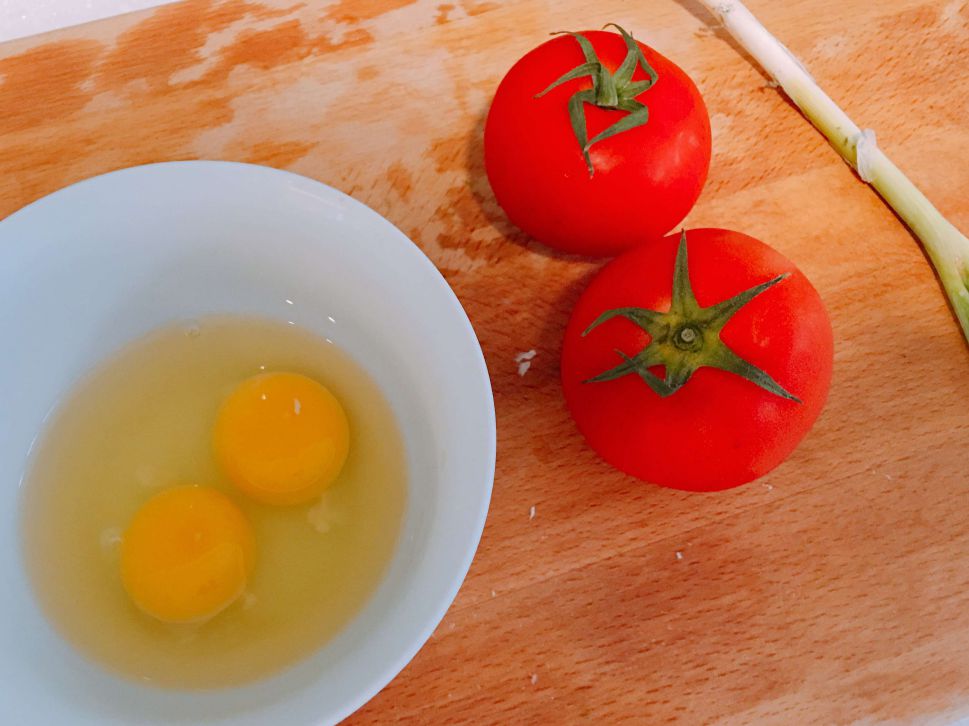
[0, 161, 495, 725]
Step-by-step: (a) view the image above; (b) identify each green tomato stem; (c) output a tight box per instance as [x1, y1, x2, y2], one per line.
[584, 231, 801, 402]
[697, 0, 969, 343]
[535, 25, 659, 176]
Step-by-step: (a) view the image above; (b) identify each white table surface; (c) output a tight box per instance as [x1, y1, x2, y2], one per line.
[1, 0, 178, 43]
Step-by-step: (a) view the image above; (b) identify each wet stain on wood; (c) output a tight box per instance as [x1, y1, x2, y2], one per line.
[0, 40, 103, 134]
[1, 1, 968, 724]
[240, 139, 316, 166]
[325, 0, 418, 24]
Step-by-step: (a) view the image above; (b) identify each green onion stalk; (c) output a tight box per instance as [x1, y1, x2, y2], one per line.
[696, 0, 969, 344]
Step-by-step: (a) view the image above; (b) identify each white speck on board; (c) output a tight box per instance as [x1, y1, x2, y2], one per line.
[813, 33, 848, 59]
[515, 349, 537, 376]
[530, 673, 538, 685]
[529, 505, 536, 520]
[675, 551, 683, 561]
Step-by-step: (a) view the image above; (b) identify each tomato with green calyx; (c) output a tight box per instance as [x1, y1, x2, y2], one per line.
[561, 228, 833, 491]
[484, 24, 711, 257]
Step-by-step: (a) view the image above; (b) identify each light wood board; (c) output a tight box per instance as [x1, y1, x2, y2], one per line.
[1, 0, 968, 721]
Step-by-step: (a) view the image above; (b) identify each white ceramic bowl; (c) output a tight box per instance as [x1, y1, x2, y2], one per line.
[0, 161, 496, 724]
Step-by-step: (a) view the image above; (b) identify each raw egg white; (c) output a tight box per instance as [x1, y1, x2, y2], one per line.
[21, 316, 406, 688]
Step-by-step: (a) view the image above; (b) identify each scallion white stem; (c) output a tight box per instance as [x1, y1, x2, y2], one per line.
[697, 0, 969, 344]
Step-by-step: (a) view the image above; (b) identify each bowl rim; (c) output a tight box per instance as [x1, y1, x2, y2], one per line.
[1, 160, 497, 724]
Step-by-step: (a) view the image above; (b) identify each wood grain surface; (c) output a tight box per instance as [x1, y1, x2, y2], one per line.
[2, 0, 968, 722]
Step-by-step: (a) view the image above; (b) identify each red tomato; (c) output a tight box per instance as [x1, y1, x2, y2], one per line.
[484, 27, 711, 257]
[561, 228, 833, 491]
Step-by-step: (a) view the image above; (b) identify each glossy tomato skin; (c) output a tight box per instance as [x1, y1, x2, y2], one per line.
[484, 31, 711, 257]
[561, 229, 833, 491]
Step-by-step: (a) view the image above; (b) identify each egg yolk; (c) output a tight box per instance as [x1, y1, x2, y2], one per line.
[213, 372, 350, 506]
[120, 485, 255, 624]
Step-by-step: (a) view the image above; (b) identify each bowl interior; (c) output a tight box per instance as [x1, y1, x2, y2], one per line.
[0, 161, 495, 725]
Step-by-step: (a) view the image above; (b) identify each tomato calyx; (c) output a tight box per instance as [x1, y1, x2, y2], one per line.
[582, 231, 802, 402]
[534, 24, 659, 176]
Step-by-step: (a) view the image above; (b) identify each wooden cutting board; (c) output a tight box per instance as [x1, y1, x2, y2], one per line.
[2, 0, 968, 722]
